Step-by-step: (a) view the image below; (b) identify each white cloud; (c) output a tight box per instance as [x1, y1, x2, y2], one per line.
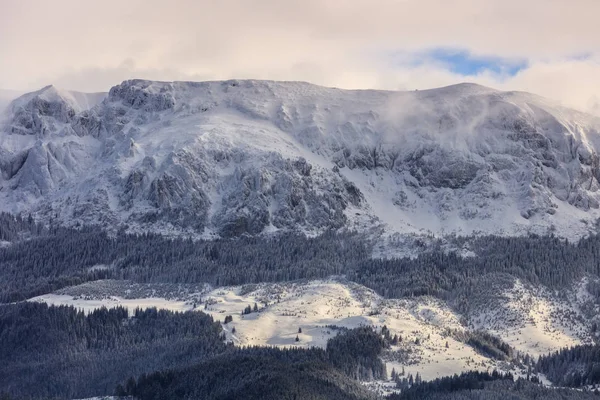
[0, 0, 598, 114]
[500, 58, 600, 114]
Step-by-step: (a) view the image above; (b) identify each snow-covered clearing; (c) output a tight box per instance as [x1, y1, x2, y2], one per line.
[469, 279, 592, 358]
[28, 277, 596, 384]
[29, 293, 193, 315]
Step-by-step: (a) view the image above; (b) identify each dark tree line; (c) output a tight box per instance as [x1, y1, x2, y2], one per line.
[4, 213, 600, 399]
[0, 302, 388, 400]
[121, 363, 600, 400]
[349, 234, 600, 301]
[5, 212, 600, 306]
[116, 346, 377, 400]
[0, 212, 43, 241]
[0, 213, 369, 302]
[389, 370, 513, 400]
[445, 329, 514, 361]
[537, 344, 600, 387]
[117, 327, 387, 400]
[326, 326, 388, 381]
[388, 370, 600, 400]
[0, 302, 228, 399]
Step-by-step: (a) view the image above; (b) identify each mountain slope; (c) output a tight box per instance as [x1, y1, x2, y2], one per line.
[1, 79, 600, 238]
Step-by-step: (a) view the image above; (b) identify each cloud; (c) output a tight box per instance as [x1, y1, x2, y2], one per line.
[0, 0, 599, 114]
[500, 58, 600, 114]
[44, 60, 215, 94]
[368, 55, 600, 115]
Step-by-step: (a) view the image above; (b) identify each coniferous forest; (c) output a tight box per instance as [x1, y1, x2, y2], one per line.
[0, 302, 227, 399]
[3, 212, 600, 399]
[3, 212, 600, 305]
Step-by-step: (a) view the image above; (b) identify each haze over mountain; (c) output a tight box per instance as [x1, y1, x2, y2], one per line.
[0, 89, 24, 113]
[1, 79, 600, 240]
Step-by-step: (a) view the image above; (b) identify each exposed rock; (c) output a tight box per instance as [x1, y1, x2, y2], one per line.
[1, 79, 600, 238]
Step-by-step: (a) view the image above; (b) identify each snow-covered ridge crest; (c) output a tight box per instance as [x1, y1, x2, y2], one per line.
[1, 85, 106, 140]
[1, 79, 600, 238]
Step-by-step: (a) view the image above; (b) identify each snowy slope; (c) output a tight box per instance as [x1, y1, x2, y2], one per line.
[468, 279, 594, 358]
[2, 79, 600, 238]
[30, 278, 595, 383]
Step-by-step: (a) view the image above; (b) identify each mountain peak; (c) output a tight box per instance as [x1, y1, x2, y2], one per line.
[11, 84, 65, 105]
[418, 82, 499, 97]
[2, 85, 107, 136]
[39, 84, 56, 91]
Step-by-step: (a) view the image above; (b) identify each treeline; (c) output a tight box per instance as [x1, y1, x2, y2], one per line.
[537, 344, 600, 387]
[389, 370, 513, 400]
[349, 234, 600, 301]
[388, 371, 599, 400]
[4, 212, 600, 307]
[0, 301, 388, 400]
[117, 346, 377, 400]
[0, 302, 228, 399]
[118, 326, 387, 400]
[0, 213, 369, 302]
[326, 326, 388, 381]
[447, 329, 514, 361]
[0, 212, 44, 241]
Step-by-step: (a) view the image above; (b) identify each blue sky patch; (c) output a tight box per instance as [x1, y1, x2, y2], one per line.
[391, 48, 529, 77]
[425, 48, 527, 75]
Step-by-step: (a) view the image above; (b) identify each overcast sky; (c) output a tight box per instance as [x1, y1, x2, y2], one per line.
[1, 0, 599, 114]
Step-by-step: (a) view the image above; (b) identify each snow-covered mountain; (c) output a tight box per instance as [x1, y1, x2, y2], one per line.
[1, 79, 600, 238]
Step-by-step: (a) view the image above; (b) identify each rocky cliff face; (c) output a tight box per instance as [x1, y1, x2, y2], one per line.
[1, 79, 599, 238]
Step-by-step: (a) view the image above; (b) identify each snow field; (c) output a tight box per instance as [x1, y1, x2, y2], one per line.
[28, 277, 596, 385]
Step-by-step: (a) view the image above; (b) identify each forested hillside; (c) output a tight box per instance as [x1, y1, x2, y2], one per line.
[0, 302, 227, 399]
[388, 371, 600, 400]
[117, 346, 380, 400]
[0, 303, 388, 400]
[5, 212, 600, 398]
[537, 344, 600, 387]
[3, 212, 600, 306]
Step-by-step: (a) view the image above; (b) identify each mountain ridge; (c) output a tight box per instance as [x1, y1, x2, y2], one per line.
[1, 79, 600, 240]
